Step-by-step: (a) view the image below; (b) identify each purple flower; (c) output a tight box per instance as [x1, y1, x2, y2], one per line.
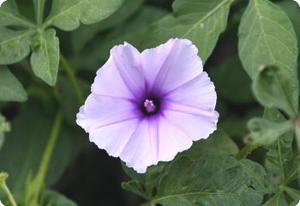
[76, 39, 219, 173]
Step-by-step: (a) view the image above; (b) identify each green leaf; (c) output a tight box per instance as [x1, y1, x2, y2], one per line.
[0, 0, 34, 27]
[0, 28, 34, 64]
[71, 6, 167, 71]
[30, 29, 60, 86]
[46, 0, 124, 31]
[152, 154, 264, 206]
[0, 113, 10, 150]
[240, 159, 269, 194]
[253, 65, 298, 117]
[238, 0, 299, 114]
[42, 190, 77, 206]
[182, 130, 239, 158]
[71, 0, 144, 53]
[210, 58, 254, 103]
[247, 118, 293, 146]
[0, 103, 83, 201]
[0, 66, 28, 102]
[121, 180, 148, 200]
[150, 0, 234, 62]
[56, 76, 89, 124]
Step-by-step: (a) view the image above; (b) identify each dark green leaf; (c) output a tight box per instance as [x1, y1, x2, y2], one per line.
[0, 103, 83, 201]
[0, 66, 28, 102]
[247, 117, 293, 146]
[211, 58, 254, 103]
[42, 190, 77, 206]
[0, 0, 34, 27]
[121, 180, 148, 199]
[56, 76, 89, 124]
[153, 154, 263, 206]
[253, 65, 298, 117]
[238, 0, 299, 114]
[46, 0, 124, 31]
[30, 29, 60, 86]
[150, 0, 234, 62]
[72, 6, 167, 71]
[0, 28, 34, 64]
[182, 130, 239, 158]
[71, 0, 144, 53]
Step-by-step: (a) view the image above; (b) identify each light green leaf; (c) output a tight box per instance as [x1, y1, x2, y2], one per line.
[30, 29, 60, 86]
[0, 103, 83, 201]
[253, 65, 298, 117]
[0, 0, 34, 27]
[0, 28, 34, 64]
[152, 154, 264, 206]
[46, 0, 124, 31]
[42, 190, 77, 206]
[247, 117, 293, 146]
[0, 66, 28, 102]
[238, 0, 299, 114]
[150, 0, 234, 62]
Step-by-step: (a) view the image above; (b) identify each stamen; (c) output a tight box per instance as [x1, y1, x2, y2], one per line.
[144, 99, 156, 113]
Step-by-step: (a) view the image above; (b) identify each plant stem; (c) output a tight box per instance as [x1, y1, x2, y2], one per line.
[60, 54, 85, 105]
[36, 0, 46, 25]
[295, 127, 300, 152]
[36, 112, 63, 187]
[236, 144, 257, 160]
[2, 181, 18, 206]
[26, 112, 63, 205]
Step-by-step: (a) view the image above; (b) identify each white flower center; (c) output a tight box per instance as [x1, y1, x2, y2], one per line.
[144, 99, 156, 113]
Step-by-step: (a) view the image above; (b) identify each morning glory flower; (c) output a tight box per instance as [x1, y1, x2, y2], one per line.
[76, 39, 219, 173]
[293, 0, 300, 6]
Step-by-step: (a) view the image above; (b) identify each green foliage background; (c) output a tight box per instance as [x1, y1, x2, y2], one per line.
[0, 0, 300, 205]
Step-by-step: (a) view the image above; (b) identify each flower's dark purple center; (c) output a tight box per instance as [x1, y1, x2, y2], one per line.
[141, 98, 160, 115]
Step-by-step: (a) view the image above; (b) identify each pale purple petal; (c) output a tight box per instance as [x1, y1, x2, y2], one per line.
[162, 109, 218, 141]
[120, 116, 193, 173]
[164, 72, 217, 110]
[88, 118, 140, 158]
[120, 119, 158, 173]
[156, 116, 193, 162]
[76, 94, 141, 133]
[91, 57, 135, 99]
[110, 42, 145, 99]
[141, 38, 203, 95]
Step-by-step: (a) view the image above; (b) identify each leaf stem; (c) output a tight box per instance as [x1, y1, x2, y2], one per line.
[0, 173, 18, 206]
[36, 0, 46, 25]
[60, 54, 85, 105]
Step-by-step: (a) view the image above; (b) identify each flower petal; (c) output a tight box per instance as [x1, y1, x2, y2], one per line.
[162, 108, 218, 141]
[92, 42, 145, 100]
[76, 94, 141, 133]
[110, 42, 145, 99]
[88, 118, 141, 158]
[164, 72, 217, 110]
[141, 38, 203, 95]
[120, 116, 193, 173]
